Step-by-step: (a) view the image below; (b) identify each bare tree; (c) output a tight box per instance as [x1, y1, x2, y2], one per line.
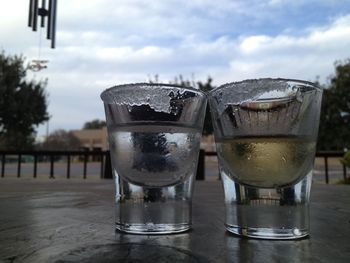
[40, 129, 81, 150]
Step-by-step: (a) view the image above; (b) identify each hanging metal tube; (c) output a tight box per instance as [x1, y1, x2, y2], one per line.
[32, 0, 38, 31]
[28, 0, 33, 27]
[29, 0, 56, 48]
[47, 0, 52, 39]
[40, 0, 46, 27]
[51, 0, 57, 48]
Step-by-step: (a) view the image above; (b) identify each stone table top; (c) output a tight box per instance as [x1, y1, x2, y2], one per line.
[0, 179, 349, 263]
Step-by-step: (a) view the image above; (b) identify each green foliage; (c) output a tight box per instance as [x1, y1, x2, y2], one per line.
[336, 178, 350, 185]
[40, 129, 81, 150]
[340, 151, 350, 168]
[318, 60, 350, 150]
[83, 119, 106, 129]
[0, 51, 49, 150]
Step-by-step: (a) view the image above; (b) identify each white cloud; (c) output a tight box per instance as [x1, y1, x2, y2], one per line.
[37, 14, 350, 95]
[202, 14, 349, 84]
[95, 46, 173, 63]
[239, 36, 272, 54]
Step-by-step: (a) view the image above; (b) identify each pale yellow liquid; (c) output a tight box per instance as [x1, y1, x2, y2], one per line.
[217, 136, 316, 188]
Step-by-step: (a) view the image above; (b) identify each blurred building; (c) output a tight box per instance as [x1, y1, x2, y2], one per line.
[71, 127, 216, 152]
[71, 127, 108, 151]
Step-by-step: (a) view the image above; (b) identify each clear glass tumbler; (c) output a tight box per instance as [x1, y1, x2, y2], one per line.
[208, 78, 323, 239]
[101, 83, 207, 234]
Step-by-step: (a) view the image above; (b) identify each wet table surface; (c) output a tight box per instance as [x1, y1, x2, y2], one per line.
[0, 179, 349, 263]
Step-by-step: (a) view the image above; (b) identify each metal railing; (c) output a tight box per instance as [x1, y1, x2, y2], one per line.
[0, 150, 347, 184]
[315, 151, 348, 184]
[0, 150, 107, 179]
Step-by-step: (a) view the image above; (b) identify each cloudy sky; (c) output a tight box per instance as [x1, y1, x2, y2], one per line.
[1, 0, 350, 136]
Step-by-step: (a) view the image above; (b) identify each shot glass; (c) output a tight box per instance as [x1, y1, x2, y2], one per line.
[100, 83, 207, 234]
[208, 78, 323, 239]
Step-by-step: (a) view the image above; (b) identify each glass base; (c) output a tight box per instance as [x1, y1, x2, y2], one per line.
[116, 223, 191, 235]
[225, 224, 309, 240]
[114, 172, 194, 235]
[221, 169, 313, 240]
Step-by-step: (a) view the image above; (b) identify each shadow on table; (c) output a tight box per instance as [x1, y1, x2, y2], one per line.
[48, 232, 209, 263]
[225, 232, 312, 262]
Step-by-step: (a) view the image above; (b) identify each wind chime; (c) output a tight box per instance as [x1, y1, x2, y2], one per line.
[27, 0, 57, 71]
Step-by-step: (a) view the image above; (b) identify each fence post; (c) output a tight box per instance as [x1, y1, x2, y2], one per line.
[17, 154, 21, 178]
[83, 153, 88, 179]
[104, 151, 113, 179]
[343, 164, 347, 180]
[196, 149, 205, 180]
[67, 154, 71, 179]
[50, 155, 55, 179]
[1, 154, 5, 178]
[33, 154, 37, 178]
[324, 156, 329, 184]
[100, 153, 104, 179]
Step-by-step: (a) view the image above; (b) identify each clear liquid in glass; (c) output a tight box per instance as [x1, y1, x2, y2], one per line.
[108, 123, 202, 234]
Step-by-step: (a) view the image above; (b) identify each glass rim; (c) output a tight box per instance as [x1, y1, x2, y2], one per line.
[100, 82, 206, 102]
[209, 78, 323, 95]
